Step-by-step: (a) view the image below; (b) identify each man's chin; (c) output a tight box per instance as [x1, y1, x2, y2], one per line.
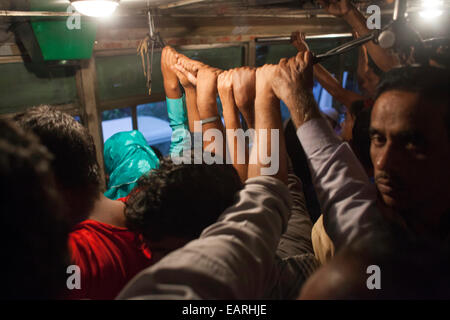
[380, 193, 405, 211]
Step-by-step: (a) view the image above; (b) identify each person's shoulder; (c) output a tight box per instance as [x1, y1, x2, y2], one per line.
[69, 219, 129, 242]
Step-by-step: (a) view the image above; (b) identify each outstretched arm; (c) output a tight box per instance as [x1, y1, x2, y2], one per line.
[174, 53, 205, 132]
[218, 70, 248, 182]
[232, 67, 256, 129]
[271, 50, 381, 248]
[196, 67, 226, 156]
[161, 46, 190, 157]
[248, 64, 288, 184]
[292, 31, 363, 109]
[161, 46, 182, 99]
[174, 60, 226, 156]
[116, 174, 292, 300]
[314, 64, 364, 109]
[317, 0, 398, 72]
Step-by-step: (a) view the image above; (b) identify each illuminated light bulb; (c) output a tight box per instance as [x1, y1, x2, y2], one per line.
[419, 0, 443, 19]
[71, 0, 119, 18]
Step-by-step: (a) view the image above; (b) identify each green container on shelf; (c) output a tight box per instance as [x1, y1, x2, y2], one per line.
[21, 0, 98, 61]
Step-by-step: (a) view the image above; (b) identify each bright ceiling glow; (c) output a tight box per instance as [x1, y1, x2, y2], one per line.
[419, 0, 443, 19]
[72, 1, 119, 18]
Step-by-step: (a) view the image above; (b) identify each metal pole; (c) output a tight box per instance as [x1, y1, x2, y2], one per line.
[255, 33, 353, 43]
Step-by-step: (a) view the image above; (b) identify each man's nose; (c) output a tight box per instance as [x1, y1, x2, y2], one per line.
[375, 143, 396, 172]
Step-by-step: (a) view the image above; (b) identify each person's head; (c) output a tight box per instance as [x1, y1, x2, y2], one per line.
[0, 119, 70, 299]
[370, 66, 450, 226]
[299, 224, 450, 299]
[351, 105, 373, 176]
[125, 155, 243, 263]
[15, 106, 101, 224]
[104, 130, 160, 200]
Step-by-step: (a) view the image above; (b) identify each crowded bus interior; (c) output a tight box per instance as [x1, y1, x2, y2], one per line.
[0, 0, 449, 301]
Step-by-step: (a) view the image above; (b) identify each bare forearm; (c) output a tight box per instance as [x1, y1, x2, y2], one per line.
[285, 90, 322, 129]
[249, 92, 287, 184]
[184, 87, 200, 132]
[314, 64, 363, 108]
[344, 7, 398, 72]
[164, 80, 182, 99]
[197, 98, 226, 154]
[221, 96, 249, 182]
[240, 109, 255, 129]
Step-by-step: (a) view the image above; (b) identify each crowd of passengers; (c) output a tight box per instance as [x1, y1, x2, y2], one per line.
[1, 0, 450, 299]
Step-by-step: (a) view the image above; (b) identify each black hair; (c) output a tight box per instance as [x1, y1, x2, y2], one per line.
[375, 66, 450, 137]
[350, 101, 373, 173]
[0, 119, 70, 299]
[348, 99, 365, 119]
[14, 106, 101, 220]
[125, 154, 243, 242]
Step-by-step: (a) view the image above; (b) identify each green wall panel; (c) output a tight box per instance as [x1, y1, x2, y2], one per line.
[96, 54, 159, 101]
[96, 46, 244, 102]
[180, 46, 244, 70]
[0, 63, 77, 114]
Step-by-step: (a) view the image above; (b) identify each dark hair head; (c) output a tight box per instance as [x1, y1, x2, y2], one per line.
[348, 100, 365, 119]
[350, 101, 373, 173]
[335, 224, 450, 299]
[0, 119, 70, 299]
[14, 106, 101, 220]
[375, 66, 450, 136]
[301, 221, 450, 299]
[125, 155, 243, 243]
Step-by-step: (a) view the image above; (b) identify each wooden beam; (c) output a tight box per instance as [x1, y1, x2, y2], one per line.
[0, 10, 74, 17]
[75, 57, 106, 190]
[158, 0, 210, 10]
[0, 44, 23, 57]
[93, 19, 352, 50]
[0, 56, 25, 64]
[94, 48, 139, 57]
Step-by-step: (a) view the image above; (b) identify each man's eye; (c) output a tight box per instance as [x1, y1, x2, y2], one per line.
[370, 134, 385, 146]
[405, 141, 426, 153]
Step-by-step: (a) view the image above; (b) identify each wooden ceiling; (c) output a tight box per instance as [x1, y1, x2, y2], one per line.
[1, 0, 449, 55]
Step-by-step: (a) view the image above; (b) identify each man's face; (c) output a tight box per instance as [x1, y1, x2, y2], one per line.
[370, 90, 450, 219]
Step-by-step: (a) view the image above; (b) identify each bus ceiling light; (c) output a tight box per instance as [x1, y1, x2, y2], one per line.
[71, 0, 120, 18]
[419, 0, 443, 19]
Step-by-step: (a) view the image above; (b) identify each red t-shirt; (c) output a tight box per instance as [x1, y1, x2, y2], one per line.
[116, 196, 129, 203]
[66, 219, 152, 300]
